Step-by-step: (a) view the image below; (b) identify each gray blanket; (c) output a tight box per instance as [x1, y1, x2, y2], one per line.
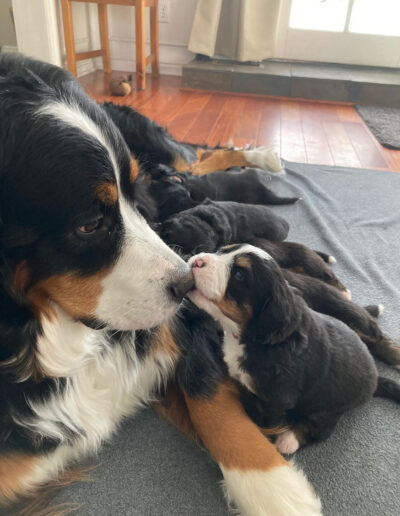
[56, 162, 400, 515]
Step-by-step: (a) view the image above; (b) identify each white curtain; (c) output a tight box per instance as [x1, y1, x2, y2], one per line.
[188, 0, 281, 62]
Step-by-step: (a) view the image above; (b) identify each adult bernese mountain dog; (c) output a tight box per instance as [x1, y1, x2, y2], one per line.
[0, 54, 321, 515]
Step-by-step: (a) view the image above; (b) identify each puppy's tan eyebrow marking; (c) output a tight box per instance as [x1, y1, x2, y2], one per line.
[95, 182, 118, 205]
[129, 158, 140, 183]
[236, 256, 251, 269]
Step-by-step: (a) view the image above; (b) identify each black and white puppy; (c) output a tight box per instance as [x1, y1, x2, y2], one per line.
[188, 244, 400, 454]
[148, 166, 299, 221]
[160, 200, 289, 255]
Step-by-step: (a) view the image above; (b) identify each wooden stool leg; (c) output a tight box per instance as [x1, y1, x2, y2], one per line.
[61, 0, 77, 76]
[150, 0, 160, 77]
[98, 4, 112, 74]
[135, 0, 146, 90]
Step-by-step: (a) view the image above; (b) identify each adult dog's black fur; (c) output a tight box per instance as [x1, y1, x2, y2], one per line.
[188, 245, 400, 452]
[148, 165, 298, 221]
[160, 200, 289, 255]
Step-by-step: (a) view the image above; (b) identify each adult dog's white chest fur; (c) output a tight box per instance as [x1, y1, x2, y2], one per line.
[15, 326, 175, 489]
[222, 331, 255, 394]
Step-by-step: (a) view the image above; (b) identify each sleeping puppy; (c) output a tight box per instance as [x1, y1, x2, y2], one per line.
[187, 244, 400, 453]
[160, 200, 289, 255]
[250, 238, 349, 295]
[148, 165, 299, 221]
[283, 270, 400, 368]
[180, 167, 299, 205]
[148, 165, 197, 221]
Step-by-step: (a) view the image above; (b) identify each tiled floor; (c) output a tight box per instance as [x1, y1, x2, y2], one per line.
[79, 71, 400, 172]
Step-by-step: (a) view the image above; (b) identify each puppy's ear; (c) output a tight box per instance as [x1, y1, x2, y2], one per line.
[242, 262, 302, 346]
[196, 204, 232, 247]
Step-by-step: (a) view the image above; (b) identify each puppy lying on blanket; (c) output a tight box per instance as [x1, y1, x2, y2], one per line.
[250, 237, 348, 295]
[187, 244, 400, 454]
[149, 165, 299, 221]
[160, 200, 289, 255]
[283, 270, 400, 368]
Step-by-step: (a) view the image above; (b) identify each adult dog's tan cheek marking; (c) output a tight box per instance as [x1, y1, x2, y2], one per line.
[216, 298, 252, 325]
[0, 454, 38, 503]
[27, 269, 110, 319]
[95, 182, 118, 205]
[130, 158, 140, 183]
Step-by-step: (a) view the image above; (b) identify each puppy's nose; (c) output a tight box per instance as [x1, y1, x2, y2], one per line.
[168, 270, 194, 302]
[192, 257, 206, 268]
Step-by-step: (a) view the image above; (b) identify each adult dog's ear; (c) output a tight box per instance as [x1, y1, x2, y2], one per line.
[242, 262, 302, 346]
[0, 223, 39, 249]
[0, 223, 43, 381]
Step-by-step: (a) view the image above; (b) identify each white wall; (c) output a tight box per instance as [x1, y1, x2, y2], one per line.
[69, 0, 196, 76]
[0, 0, 17, 49]
[107, 0, 197, 75]
[11, 0, 196, 77]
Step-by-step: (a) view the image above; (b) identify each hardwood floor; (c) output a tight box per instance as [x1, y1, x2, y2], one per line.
[79, 71, 400, 172]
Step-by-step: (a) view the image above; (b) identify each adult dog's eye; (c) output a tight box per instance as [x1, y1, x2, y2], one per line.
[232, 267, 245, 281]
[77, 217, 104, 235]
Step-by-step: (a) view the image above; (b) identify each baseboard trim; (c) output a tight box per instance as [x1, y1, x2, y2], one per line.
[101, 58, 183, 76]
[1, 45, 18, 54]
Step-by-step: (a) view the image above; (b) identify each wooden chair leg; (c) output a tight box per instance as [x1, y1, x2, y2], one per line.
[150, 0, 160, 77]
[98, 3, 112, 74]
[61, 0, 77, 76]
[135, 0, 146, 90]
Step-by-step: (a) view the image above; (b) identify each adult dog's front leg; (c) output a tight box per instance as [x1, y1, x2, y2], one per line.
[184, 380, 321, 516]
[188, 147, 284, 175]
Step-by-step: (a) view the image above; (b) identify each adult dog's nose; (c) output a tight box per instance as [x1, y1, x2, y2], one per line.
[168, 269, 194, 302]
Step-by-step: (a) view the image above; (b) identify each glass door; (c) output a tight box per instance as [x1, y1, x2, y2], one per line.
[275, 0, 400, 67]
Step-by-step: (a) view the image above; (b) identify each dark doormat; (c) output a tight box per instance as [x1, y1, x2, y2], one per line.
[356, 105, 400, 149]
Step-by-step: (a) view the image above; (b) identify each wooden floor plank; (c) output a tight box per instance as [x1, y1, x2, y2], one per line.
[232, 97, 265, 148]
[257, 99, 281, 151]
[207, 96, 246, 148]
[184, 94, 228, 145]
[323, 122, 361, 168]
[336, 105, 362, 122]
[167, 93, 211, 141]
[300, 104, 334, 166]
[280, 101, 307, 163]
[344, 122, 389, 170]
[78, 71, 400, 172]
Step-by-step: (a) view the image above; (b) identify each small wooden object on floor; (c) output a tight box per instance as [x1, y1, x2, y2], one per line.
[61, 0, 159, 90]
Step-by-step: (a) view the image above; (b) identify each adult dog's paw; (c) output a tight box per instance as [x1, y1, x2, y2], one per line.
[244, 147, 284, 173]
[221, 463, 322, 515]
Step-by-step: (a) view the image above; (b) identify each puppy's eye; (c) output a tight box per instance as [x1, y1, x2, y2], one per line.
[77, 217, 104, 235]
[232, 266, 245, 281]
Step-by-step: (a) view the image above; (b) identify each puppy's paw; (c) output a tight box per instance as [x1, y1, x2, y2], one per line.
[342, 288, 352, 300]
[244, 147, 284, 173]
[275, 431, 300, 455]
[328, 255, 336, 264]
